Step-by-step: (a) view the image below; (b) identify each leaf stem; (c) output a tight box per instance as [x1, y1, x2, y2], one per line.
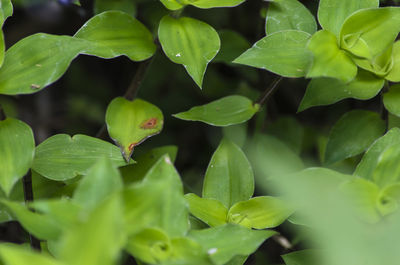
[256, 76, 283, 106]
[0, 104, 6, 121]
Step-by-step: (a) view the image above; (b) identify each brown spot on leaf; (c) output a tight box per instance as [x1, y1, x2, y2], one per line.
[128, 143, 137, 152]
[141, 118, 158, 129]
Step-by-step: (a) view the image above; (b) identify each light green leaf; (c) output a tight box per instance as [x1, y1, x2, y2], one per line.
[340, 7, 400, 60]
[73, 157, 123, 211]
[213, 30, 250, 64]
[266, 0, 317, 35]
[173, 95, 259, 127]
[223, 123, 247, 148]
[165, 237, 213, 265]
[0, 0, 13, 26]
[226, 256, 248, 265]
[75, 11, 155, 61]
[106, 97, 164, 162]
[317, 0, 378, 38]
[372, 143, 400, 188]
[282, 249, 319, 265]
[355, 128, 400, 180]
[234, 30, 311, 77]
[120, 145, 178, 184]
[299, 70, 384, 111]
[185, 193, 228, 227]
[325, 110, 385, 164]
[384, 84, 400, 117]
[94, 0, 136, 15]
[352, 44, 394, 77]
[124, 155, 188, 237]
[58, 195, 125, 265]
[160, 0, 244, 10]
[0, 30, 5, 68]
[0, 118, 35, 196]
[203, 139, 254, 208]
[228, 196, 293, 229]
[159, 0, 184, 11]
[126, 227, 171, 264]
[158, 16, 220, 88]
[32, 134, 127, 181]
[386, 41, 400, 82]
[307, 30, 357, 82]
[189, 224, 276, 265]
[0, 244, 65, 265]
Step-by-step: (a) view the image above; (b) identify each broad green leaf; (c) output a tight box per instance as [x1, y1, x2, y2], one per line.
[203, 139, 254, 208]
[282, 249, 319, 265]
[58, 195, 125, 265]
[73, 157, 123, 211]
[213, 30, 250, 64]
[159, 0, 183, 11]
[340, 7, 400, 60]
[106, 97, 164, 162]
[31, 170, 67, 199]
[227, 196, 293, 229]
[307, 30, 357, 82]
[226, 256, 248, 265]
[0, 200, 63, 240]
[32, 134, 127, 181]
[352, 44, 394, 78]
[189, 224, 276, 265]
[0, 31, 5, 67]
[355, 128, 400, 180]
[386, 41, 400, 82]
[126, 228, 171, 264]
[380, 184, 400, 215]
[173, 95, 259, 127]
[94, 0, 136, 15]
[317, 0, 378, 38]
[340, 178, 381, 223]
[234, 30, 311, 78]
[299, 70, 384, 111]
[325, 110, 385, 164]
[384, 84, 400, 117]
[160, 0, 244, 10]
[185, 193, 228, 227]
[120, 145, 178, 184]
[266, 0, 317, 35]
[124, 155, 188, 237]
[0, 0, 13, 26]
[74, 11, 155, 61]
[0, 118, 35, 195]
[165, 237, 213, 265]
[0, 244, 65, 265]
[158, 16, 220, 88]
[372, 143, 400, 188]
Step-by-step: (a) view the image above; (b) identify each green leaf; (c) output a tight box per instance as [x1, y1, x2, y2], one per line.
[124, 155, 188, 237]
[32, 134, 127, 181]
[203, 139, 254, 208]
[299, 70, 384, 111]
[340, 178, 381, 223]
[126, 227, 171, 264]
[282, 249, 319, 265]
[266, 0, 317, 35]
[386, 41, 400, 82]
[158, 16, 220, 88]
[189, 224, 276, 265]
[355, 128, 400, 180]
[317, 0, 378, 38]
[226, 256, 248, 265]
[340, 7, 400, 60]
[159, 0, 184, 11]
[227, 196, 293, 229]
[267, 116, 304, 154]
[0, 118, 35, 196]
[94, 0, 136, 15]
[0, 0, 13, 26]
[160, 0, 244, 10]
[58, 195, 125, 265]
[307, 30, 357, 82]
[234, 30, 311, 78]
[325, 110, 385, 164]
[74, 11, 155, 61]
[106, 97, 164, 162]
[371, 143, 400, 188]
[120, 145, 178, 184]
[73, 157, 123, 211]
[165, 237, 213, 265]
[213, 30, 250, 64]
[173, 95, 259, 127]
[384, 84, 400, 117]
[0, 244, 65, 265]
[185, 193, 228, 227]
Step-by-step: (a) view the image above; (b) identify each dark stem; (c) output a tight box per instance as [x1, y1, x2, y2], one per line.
[256, 76, 283, 106]
[381, 81, 390, 132]
[22, 171, 41, 251]
[0, 104, 6, 121]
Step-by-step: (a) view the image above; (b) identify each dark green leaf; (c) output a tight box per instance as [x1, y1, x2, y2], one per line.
[213, 30, 250, 64]
[94, 0, 136, 15]
[282, 249, 320, 265]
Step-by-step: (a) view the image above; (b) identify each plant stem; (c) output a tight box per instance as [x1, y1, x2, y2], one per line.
[0, 104, 6, 121]
[256, 76, 283, 106]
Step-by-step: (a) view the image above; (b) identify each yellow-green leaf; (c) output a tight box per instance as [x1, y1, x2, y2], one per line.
[185, 193, 228, 227]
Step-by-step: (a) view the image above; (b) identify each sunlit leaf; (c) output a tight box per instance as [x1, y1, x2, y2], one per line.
[384, 84, 400, 118]
[106, 97, 164, 162]
[0, 0, 13, 26]
[386, 41, 400, 82]
[0, 118, 35, 196]
[234, 30, 311, 78]
[160, 0, 244, 10]
[165, 237, 213, 265]
[173, 95, 259, 127]
[372, 143, 400, 188]
[0, 244, 65, 265]
[158, 15, 220, 88]
[185, 193, 228, 227]
[32, 134, 127, 181]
